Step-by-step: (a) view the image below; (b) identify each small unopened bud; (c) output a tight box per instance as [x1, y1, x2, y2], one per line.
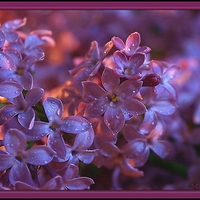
[142, 73, 161, 87]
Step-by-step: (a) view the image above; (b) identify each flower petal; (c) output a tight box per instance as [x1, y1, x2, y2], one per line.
[82, 81, 106, 100]
[0, 150, 14, 171]
[47, 132, 67, 160]
[4, 128, 26, 155]
[40, 176, 63, 190]
[9, 162, 33, 186]
[87, 41, 100, 59]
[0, 51, 15, 70]
[84, 100, 107, 118]
[122, 99, 147, 116]
[18, 107, 35, 129]
[118, 79, 142, 99]
[125, 32, 141, 56]
[66, 177, 94, 190]
[25, 87, 44, 108]
[25, 145, 55, 165]
[0, 81, 23, 98]
[129, 53, 145, 69]
[0, 105, 19, 126]
[77, 150, 98, 164]
[100, 40, 113, 59]
[72, 128, 94, 150]
[14, 181, 36, 190]
[113, 50, 128, 69]
[0, 30, 5, 48]
[102, 67, 120, 92]
[18, 71, 33, 90]
[104, 107, 125, 134]
[43, 97, 64, 122]
[61, 116, 92, 134]
[111, 36, 125, 50]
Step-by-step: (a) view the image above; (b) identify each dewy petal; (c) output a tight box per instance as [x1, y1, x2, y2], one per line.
[150, 140, 171, 159]
[18, 107, 35, 129]
[0, 150, 14, 171]
[118, 79, 142, 99]
[62, 163, 79, 181]
[72, 128, 94, 150]
[102, 67, 120, 92]
[4, 48, 22, 66]
[9, 162, 33, 186]
[47, 132, 67, 160]
[65, 177, 94, 190]
[162, 64, 180, 83]
[25, 87, 44, 108]
[0, 51, 15, 70]
[125, 32, 141, 56]
[43, 97, 64, 122]
[84, 100, 107, 118]
[0, 68, 15, 82]
[82, 81, 106, 100]
[150, 99, 177, 115]
[122, 99, 147, 116]
[0, 81, 23, 98]
[104, 107, 125, 134]
[0, 105, 19, 125]
[139, 110, 158, 134]
[111, 36, 125, 50]
[4, 128, 26, 155]
[4, 31, 19, 42]
[100, 40, 113, 59]
[25, 145, 55, 165]
[61, 116, 92, 134]
[121, 138, 147, 158]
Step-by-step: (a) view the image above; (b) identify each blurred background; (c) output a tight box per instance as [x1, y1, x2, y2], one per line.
[1, 9, 200, 190]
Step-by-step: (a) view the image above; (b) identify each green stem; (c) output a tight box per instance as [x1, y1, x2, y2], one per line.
[147, 150, 188, 178]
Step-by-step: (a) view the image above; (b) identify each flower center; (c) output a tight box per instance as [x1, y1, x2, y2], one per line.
[124, 68, 133, 75]
[16, 68, 24, 75]
[15, 154, 23, 162]
[109, 94, 118, 102]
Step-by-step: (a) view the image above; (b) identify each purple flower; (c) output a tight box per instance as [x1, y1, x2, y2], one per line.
[58, 163, 95, 190]
[0, 48, 44, 90]
[1, 18, 27, 42]
[0, 128, 55, 186]
[82, 67, 147, 133]
[94, 136, 145, 177]
[112, 50, 145, 80]
[69, 40, 113, 76]
[111, 32, 151, 56]
[0, 87, 44, 129]
[123, 122, 171, 167]
[43, 97, 94, 161]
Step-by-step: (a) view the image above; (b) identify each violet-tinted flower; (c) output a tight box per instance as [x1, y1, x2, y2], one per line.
[69, 40, 113, 76]
[0, 87, 44, 129]
[58, 163, 94, 190]
[82, 67, 147, 133]
[0, 128, 56, 186]
[94, 136, 145, 177]
[14, 175, 63, 190]
[112, 50, 145, 80]
[1, 18, 27, 42]
[0, 48, 44, 90]
[123, 122, 171, 167]
[111, 32, 151, 56]
[43, 97, 94, 161]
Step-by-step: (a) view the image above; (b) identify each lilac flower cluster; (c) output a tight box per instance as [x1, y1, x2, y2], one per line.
[0, 17, 182, 190]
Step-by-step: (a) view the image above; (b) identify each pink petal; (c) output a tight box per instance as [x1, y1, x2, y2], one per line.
[125, 32, 141, 56]
[111, 36, 125, 50]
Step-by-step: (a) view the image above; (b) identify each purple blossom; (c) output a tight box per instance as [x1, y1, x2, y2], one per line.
[0, 87, 44, 129]
[82, 67, 147, 133]
[0, 128, 56, 186]
[69, 40, 113, 76]
[111, 32, 151, 56]
[42, 97, 94, 161]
